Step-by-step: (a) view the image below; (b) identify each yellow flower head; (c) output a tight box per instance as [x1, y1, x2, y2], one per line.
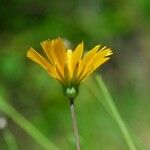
[27, 38, 113, 98]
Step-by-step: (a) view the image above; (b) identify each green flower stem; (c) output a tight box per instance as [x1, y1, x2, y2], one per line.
[0, 96, 60, 150]
[69, 98, 81, 150]
[95, 74, 137, 150]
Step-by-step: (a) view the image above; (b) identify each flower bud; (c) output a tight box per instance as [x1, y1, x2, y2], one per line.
[65, 87, 78, 98]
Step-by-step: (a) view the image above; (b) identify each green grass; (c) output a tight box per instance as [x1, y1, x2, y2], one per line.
[0, 96, 60, 150]
[86, 74, 147, 150]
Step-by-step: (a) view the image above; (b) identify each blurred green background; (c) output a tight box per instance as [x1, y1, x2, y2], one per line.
[0, 0, 150, 149]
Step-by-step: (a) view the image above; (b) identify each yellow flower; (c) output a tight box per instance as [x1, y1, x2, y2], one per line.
[27, 38, 113, 98]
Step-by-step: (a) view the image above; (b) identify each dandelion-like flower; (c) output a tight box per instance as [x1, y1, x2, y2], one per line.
[27, 38, 113, 98]
[27, 37, 113, 150]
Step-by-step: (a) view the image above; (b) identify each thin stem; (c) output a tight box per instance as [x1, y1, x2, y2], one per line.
[69, 98, 81, 150]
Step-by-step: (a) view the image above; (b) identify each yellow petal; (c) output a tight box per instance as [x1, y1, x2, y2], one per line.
[79, 46, 112, 82]
[41, 38, 67, 78]
[78, 45, 100, 79]
[93, 48, 113, 71]
[55, 63, 64, 83]
[78, 63, 93, 83]
[27, 48, 61, 80]
[27, 48, 51, 70]
[66, 49, 73, 79]
[41, 40, 54, 65]
[77, 63, 84, 80]
[51, 38, 67, 67]
[82, 45, 100, 62]
[72, 42, 83, 68]
[64, 63, 71, 85]
[72, 62, 79, 85]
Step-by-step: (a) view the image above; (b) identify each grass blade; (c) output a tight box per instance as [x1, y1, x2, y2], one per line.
[95, 74, 138, 150]
[3, 129, 18, 150]
[0, 96, 60, 150]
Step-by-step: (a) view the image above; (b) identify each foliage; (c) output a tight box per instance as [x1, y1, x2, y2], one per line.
[0, 0, 150, 149]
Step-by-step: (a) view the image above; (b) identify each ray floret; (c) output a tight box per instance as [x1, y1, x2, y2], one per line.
[27, 38, 113, 98]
